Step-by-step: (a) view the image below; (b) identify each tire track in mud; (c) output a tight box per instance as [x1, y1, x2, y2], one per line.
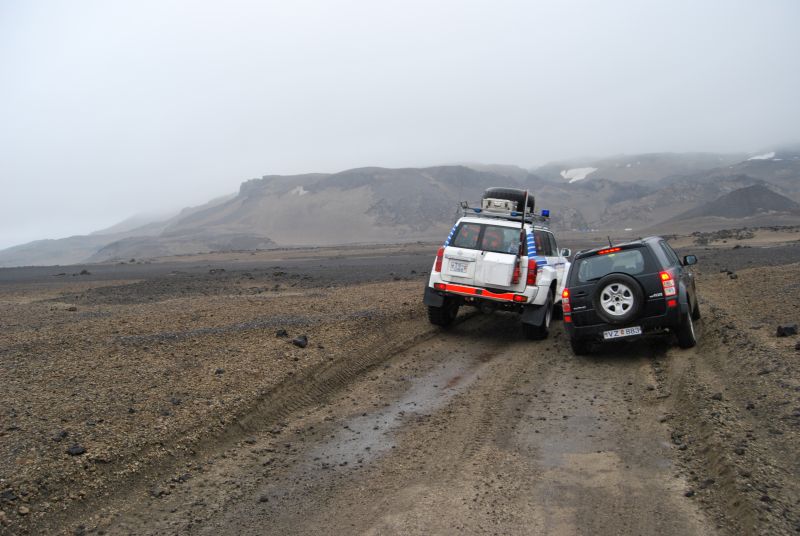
[247, 314, 536, 536]
[72, 312, 722, 536]
[120, 313, 528, 535]
[46, 311, 481, 534]
[448, 329, 530, 461]
[102, 314, 715, 536]
[232, 310, 483, 435]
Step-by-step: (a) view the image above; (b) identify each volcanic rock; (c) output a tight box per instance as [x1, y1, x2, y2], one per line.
[776, 324, 798, 337]
[66, 444, 86, 456]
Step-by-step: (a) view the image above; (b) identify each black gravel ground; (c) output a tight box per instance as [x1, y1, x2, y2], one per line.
[3, 241, 799, 301]
[0, 251, 435, 287]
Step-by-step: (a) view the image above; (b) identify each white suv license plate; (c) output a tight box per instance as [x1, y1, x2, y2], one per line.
[603, 326, 643, 340]
[449, 260, 468, 274]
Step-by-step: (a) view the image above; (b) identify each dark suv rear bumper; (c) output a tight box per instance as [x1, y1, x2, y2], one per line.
[564, 305, 682, 342]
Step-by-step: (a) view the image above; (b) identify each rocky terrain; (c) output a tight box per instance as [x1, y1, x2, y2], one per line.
[1, 233, 799, 534]
[2, 149, 799, 267]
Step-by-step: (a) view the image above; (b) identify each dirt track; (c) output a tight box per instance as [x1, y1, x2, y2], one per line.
[2, 239, 800, 535]
[107, 315, 712, 535]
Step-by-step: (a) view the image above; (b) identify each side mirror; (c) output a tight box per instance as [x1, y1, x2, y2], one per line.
[560, 248, 571, 258]
[683, 255, 697, 266]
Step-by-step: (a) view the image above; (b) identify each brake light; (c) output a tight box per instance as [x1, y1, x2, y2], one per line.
[660, 270, 676, 297]
[526, 259, 537, 286]
[598, 247, 621, 255]
[512, 264, 521, 285]
[561, 288, 571, 313]
[434, 247, 444, 272]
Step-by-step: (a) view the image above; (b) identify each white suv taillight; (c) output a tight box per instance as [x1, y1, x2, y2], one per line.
[434, 247, 444, 272]
[660, 270, 676, 297]
[526, 259, 537, 286]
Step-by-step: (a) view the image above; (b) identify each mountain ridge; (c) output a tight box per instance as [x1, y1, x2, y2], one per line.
[2, 151, 799, 267]
[669, 184, 800, 221]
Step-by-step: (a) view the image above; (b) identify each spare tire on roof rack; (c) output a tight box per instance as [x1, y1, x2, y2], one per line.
[482, 187, 535, 213]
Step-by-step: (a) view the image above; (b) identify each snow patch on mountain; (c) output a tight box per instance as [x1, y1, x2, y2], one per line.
[560, 167, 598, 183]
[289, 185, 309, 196]
[748, 151, 776, 161]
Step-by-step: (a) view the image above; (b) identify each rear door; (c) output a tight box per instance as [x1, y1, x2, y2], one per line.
[473, 224, 522, 289]
[567, 246, 664, 326]
[441, 221, 523, 289]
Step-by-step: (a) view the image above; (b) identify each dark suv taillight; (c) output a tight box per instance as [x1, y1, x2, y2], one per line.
[562, 288, 571, 323]
[660, 270, 676, 297]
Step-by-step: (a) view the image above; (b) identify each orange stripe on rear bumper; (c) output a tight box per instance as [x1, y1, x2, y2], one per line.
[438, 283, 516, 302]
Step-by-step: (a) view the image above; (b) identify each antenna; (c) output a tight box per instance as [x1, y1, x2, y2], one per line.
[515, 190, 529, 277]
[607, 236, 613, 248]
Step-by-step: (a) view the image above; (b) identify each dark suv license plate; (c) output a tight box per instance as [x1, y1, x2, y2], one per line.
[603, 326, 643, 340]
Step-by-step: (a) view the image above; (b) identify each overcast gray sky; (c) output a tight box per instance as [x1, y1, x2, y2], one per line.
[1, 0, 799, 249]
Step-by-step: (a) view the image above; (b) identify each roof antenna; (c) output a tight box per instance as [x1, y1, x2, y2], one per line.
[607, 235, 613, 247]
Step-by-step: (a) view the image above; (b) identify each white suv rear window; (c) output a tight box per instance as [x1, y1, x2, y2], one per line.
[451, 223, 522, 255]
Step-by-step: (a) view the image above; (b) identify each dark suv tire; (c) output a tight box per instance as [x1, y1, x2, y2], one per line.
[691, 299, 701, 321]
[592, 273, 644, 325]
[569, 337, 592, 356]
[427, 300, 459, 327]
[483, 187, 535, 213]
[676, 311, 697, 348]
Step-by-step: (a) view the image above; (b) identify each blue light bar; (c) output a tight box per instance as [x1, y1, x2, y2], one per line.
[510, 211, 519, 217]
[472, 208, 482, 213]
[542, 209, 550, 217]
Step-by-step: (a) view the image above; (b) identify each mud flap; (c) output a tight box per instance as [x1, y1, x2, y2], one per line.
[521, 303, 547, 326]
[678, 282, 691, 315]
[423, 286, 445, 308]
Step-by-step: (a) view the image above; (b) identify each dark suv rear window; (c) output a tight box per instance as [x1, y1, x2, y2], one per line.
[575, 248, 646, 282]
[450, 223, 522, 255]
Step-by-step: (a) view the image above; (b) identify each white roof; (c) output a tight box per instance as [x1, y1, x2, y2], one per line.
[458, 216, 549, 231]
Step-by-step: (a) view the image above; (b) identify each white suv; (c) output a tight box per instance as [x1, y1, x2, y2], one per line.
[424, 188, 571, 339]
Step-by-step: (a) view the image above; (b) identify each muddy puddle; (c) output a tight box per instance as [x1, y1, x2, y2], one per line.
[308, 355, 485, 469]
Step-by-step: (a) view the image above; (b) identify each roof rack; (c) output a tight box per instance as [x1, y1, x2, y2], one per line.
[459, 201, 551, 226]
